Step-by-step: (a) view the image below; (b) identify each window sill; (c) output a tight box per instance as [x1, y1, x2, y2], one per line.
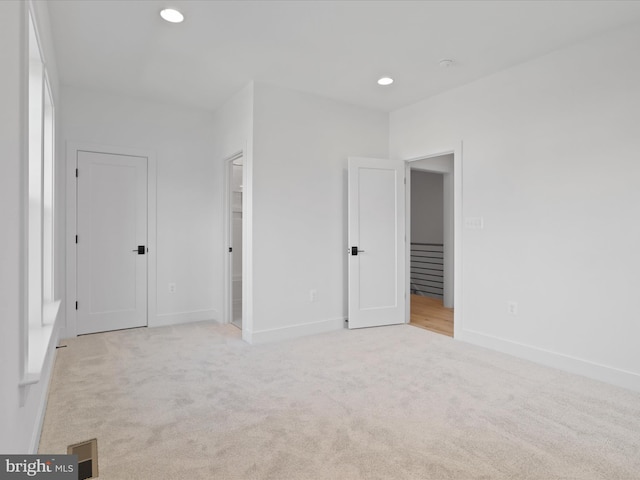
[20, 300, 60, 386]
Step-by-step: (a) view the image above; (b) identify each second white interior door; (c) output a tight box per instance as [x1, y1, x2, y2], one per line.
[76, 150, 148, 335]
[348, 157, 406, 329]
[230, 161, 243, 328]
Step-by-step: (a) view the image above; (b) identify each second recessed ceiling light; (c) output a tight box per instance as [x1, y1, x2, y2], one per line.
[377, 77, 394, 86]
[160, 8, 184, 23]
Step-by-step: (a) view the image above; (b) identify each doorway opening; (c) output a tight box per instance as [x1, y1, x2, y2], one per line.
[226, 153, 243, 329]
[408, 154, 455, 337]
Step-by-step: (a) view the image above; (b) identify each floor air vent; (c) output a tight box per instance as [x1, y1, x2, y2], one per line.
[68, 438, 98, 479]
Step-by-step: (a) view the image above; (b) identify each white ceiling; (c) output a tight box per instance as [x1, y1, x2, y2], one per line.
[47, 0, 640, 112]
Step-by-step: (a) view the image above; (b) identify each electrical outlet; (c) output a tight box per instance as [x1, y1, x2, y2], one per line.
[508, 301, 518, 315]
[169, 283, 177, 294]
[309, 289, 317, 302]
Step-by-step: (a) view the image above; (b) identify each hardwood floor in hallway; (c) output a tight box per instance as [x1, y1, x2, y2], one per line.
[410, 294, 453, 337]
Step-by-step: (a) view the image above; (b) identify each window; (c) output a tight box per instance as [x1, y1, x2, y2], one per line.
[28, 13, 43, 330]
[24, 10, 58, 381]
[43, 79, 55, 303]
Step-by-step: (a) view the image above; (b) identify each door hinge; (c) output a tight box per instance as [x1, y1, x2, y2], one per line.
[75, 301, 78, 310]
[76, 168, 79, 178]
[229, 247, 232, 253]
[75, 235, 78, 244]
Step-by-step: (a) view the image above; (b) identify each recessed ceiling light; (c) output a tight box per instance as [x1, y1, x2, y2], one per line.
[377, 77, 394, 86]
[439, 59, 454, 68]
[160, 8, 184, 23]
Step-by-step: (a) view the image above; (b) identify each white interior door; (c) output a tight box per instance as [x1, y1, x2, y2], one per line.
[348, 157, 406, 328]
[77, 151, 148, 335]
[230, 162, 243, 328]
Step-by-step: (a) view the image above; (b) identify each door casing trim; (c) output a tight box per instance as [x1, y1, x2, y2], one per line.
[64, 142, 157, 338]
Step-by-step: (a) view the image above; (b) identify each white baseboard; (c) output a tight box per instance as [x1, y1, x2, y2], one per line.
[459, 329, 640, 393]
[151, 309, 218, 328]
[245, 317, 346, 345]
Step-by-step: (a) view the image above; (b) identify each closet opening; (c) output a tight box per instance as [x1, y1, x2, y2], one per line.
[226, 153, 243, 329]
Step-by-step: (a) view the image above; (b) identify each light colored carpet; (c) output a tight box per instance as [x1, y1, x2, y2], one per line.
[39, 322, 640, 479]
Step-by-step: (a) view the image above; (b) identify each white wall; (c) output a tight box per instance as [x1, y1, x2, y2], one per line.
[411, 170, 444, 244]
[0, 0, 64, 453]
[390, 23, 640, 391]
[249, 82, 388, 342]
[61, 86, 218, 327]
[0, 0, 27, 454]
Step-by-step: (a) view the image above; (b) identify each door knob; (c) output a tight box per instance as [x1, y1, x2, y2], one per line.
[350, 246, 365, 256]
[132, 245, 146, 254]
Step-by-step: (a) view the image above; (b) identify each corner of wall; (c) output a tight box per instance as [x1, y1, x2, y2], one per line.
[246, 317, 346, 345]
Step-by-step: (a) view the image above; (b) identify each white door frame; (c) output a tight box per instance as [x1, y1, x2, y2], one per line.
[223, 151, 243, 328]
[222, 146, 254, 342]
[65, 142, 157, 338]
[405, 143, 463, 338]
